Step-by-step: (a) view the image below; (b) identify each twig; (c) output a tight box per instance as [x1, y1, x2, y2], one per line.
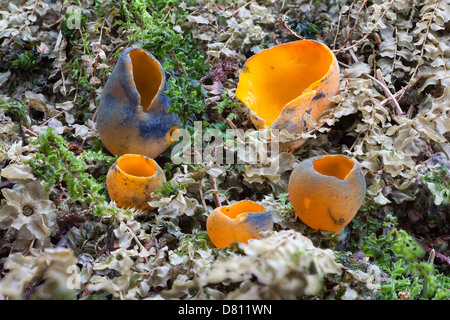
[208, 147, 221, 208]
[343, 0, 368, 49]
[274, 17, 304, 40]
[406, 105, 415, 119]
[118, 218, 148, 262]
[42, 16, 65, 31]
[105, 223, 115, 255]
[409, 0, 442, 83]
[25, 128, 38, 138]
[92, 105, 99, 122]
[170, 51, 186, 74]
[41, 110, 65, 126]
[338, 60, 351, 68]
[91, 21, 105, 79]
[364, 71, 403, 116]
[198, 184, 208, 212]
[349, 47, 359, 63]
[332, 5, 344, 50]
[427, 248, 435, 265]
[217, 33, 235, 59]
[334, 0, 395, 54]
[373, 33, 382, 45]
[226, 118, 244, 141]
[389, 26, 398, 81]
[5, 0, 39, 45]
[421, 244, 450, 266]
[375, 69, 403, 115]
[106, 41, 131, 60]
[380, 76, 422, 107]
[231, 0, 256, 16]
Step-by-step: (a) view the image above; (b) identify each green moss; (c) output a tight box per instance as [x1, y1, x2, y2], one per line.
[26, 128, 116, 216]
[0, 38, 41, 72]
[113, 0, 209, 126]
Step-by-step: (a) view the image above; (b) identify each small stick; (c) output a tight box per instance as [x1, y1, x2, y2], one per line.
[349, 47, 359, 63]
[92, 104, 99, 122]
[91, 21, 106, 79]
[373, 33, 382, 45]
[332, 5, 344, 50]
[106, 223, 115, 255]
[208, 147, 221, 208]
[42, 16, 65, 30]
[406, 105, 415, 119]
[389, 75, 423, 105]
[226, 118, 244, 141]
[364, 71, 403, 115]
[25, 128, 39, 138]
[170, 51, 186, 74]
[41, 110, 65, 126]
[344, 0, 368, 47]
[427, 248, 435, 265]
[198, 184, 208, 212]
[376, 69, 403, 115]
[231, 0, 256, 16]
[421, 244, 450, 266]
[274, 17, 304, 40]
[333, 0, 395, 54]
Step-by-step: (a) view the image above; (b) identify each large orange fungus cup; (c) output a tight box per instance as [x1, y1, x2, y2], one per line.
[96, 47, 180, 159]
[236, 40, 340, 150]
[288, 155, 366, 232]
[106, 154, 166, 211]
[206, 201, 273, 248]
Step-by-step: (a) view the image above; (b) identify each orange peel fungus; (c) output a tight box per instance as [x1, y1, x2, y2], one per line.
[288, 154, 366, 232]
[236, 40, 340, 150]
[106, 154, 166, 211]
[206, 200, 273, 248]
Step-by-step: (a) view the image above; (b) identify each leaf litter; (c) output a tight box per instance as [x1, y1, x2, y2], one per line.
[0, 0, 449, 300]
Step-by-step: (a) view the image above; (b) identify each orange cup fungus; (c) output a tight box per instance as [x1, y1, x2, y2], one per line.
[288, 155, 366, 232]
[96, 47, 180, 159]
[206, 201, 273, 248]
[106, 154, 166, 211]
[236, 40, 340, 150]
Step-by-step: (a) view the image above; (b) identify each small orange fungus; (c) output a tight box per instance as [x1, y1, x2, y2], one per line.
[106, 154, 166, 211]
[288, 155, 366, 232]
[206, 201, 273, 248]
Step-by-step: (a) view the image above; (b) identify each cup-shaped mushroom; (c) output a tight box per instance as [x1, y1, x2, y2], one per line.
[236, 40, 340, 150]
[96, 47, 180, 159]
[106, 154, 166, 211]
[206, 201, 273, 248]
[288, 155, 366, 232]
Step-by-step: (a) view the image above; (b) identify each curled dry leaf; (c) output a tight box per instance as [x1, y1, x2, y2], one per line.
[197, 230, 342, 299]
[0, 180, 57, 251]
[0, 248, 77, 300]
